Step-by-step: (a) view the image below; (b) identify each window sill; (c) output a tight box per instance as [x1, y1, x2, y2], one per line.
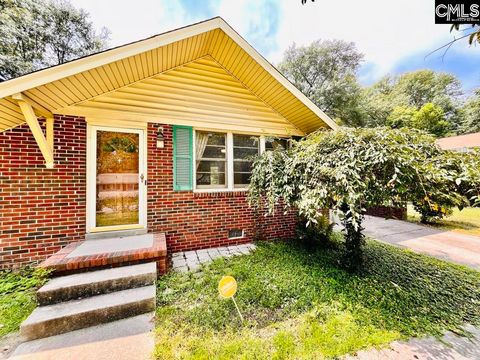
[193, 188, 248, 193]
[193, 188, 249, 198]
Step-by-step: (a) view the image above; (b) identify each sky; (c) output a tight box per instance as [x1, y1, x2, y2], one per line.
[71, 0, 480, 93]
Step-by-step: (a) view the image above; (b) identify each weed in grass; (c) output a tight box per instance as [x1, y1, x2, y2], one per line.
[0, 267, 49, 337]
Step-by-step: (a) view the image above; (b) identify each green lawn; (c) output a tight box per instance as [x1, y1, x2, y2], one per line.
[0, 268, 49, 337]
[155, 238, 480, 359]
[408, 205, 480, 236]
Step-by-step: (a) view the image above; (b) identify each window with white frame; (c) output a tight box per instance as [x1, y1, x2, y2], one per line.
[195, 131, 227, 188]
[233, 134, 260, 188]
[194, 131, 287, 191]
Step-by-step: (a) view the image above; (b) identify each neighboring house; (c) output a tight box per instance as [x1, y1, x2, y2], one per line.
[0, 17, 336, 269]
[437, 132, 480, 152]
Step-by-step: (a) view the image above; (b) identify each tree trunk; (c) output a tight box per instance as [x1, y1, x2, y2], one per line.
[340, 203, 365, 272]
[420, 214, 429, 224]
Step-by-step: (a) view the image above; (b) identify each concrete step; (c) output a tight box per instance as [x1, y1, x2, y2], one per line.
[21, 285, 156, 341]
[37, 263, 157, 306]
[11, 313, 155, 360]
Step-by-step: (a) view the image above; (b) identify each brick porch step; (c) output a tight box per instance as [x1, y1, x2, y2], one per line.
[37, 262, 156, 305]
[21, 285, 156, 341]
[39, 233, 168, 275]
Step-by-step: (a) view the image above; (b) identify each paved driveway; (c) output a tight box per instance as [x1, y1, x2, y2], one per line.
[361, 215, 480, 270]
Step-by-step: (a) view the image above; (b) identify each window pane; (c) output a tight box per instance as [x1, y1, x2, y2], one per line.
[196, 131, 227, 188]
[234, 161, 253, 172]
[196, 172, 226, 187]
[234, 147, 258, 159]
[234, 173, 252, 187]
[206, 132, 226, 146]
[265, 138, 289, 151]
[197, 160, 226, 172]
[233, 134, 259, 148]
[202, 145, 226, 159]
[233, 134, 259, 187]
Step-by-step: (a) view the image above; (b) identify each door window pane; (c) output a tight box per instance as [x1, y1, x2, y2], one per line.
[96, 131, 139, 227]
[233, 134, 259, 188]
[195, 131, 227, 188]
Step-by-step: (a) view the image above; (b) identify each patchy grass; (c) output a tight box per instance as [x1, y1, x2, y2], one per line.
[408, 204, 480, 236]
[0, 267, 49, 337]
[155, 238, 480, 359]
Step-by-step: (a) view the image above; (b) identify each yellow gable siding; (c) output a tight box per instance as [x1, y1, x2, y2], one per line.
[57, 57, 302, 136]
[207, 29, 320, 134]
[23, 33, 212, 114]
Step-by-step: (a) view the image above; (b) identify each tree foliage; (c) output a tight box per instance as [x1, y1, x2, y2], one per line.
[0, 0, 46, 79]
[460, 89, 480, 134]
[248, 127, 480, 271]
[386, 105, 416, 129]
[450, 24, 480, 46]
[411, 103, 450, 137]
[0, 0, 109, 81]
[362, 70, 462, 135]
[387, 103, 450, 137]
[278, 40, 365, 126]
[277, 38, 468, 136]
[43, 0, 109, 65]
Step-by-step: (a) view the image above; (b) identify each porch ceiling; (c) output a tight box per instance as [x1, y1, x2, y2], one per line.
[0, 17, 337, 135]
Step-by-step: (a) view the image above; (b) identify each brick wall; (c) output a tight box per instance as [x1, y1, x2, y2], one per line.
[147, 124, 297, 253]
[366, 205, 407, 220]
[0, 115, 86, 269]
[0, 119, 296, 268]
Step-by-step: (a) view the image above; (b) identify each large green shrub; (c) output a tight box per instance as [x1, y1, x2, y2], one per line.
[248, 127, 480, 271]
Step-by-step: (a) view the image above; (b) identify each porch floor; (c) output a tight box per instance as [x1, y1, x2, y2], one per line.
[39, 233, 167, 275]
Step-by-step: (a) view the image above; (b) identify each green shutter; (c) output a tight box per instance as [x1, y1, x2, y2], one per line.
[173, 125, 193, 191]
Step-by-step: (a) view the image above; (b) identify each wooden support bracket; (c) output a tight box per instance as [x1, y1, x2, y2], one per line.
[12, 93, 53, 119]
[46, 117, 54, 152]
[16, 98, 54, 168]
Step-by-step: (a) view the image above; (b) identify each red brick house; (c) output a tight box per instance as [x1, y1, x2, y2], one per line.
[0, 18, 337, 270]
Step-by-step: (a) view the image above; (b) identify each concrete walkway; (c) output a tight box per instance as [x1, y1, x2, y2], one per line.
[337, 216, 480, 359]
[360, 215, 480, 270]
[171, 243, 256, 272]
[346, 324, 480, 360]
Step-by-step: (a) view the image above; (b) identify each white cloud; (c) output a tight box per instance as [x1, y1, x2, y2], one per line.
[71, 0, 478, 84]
[271, 1, 459, 78]
[71, 0, 189, 46]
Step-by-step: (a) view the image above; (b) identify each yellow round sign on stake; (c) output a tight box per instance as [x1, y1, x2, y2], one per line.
[218, 276, 237, 298]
